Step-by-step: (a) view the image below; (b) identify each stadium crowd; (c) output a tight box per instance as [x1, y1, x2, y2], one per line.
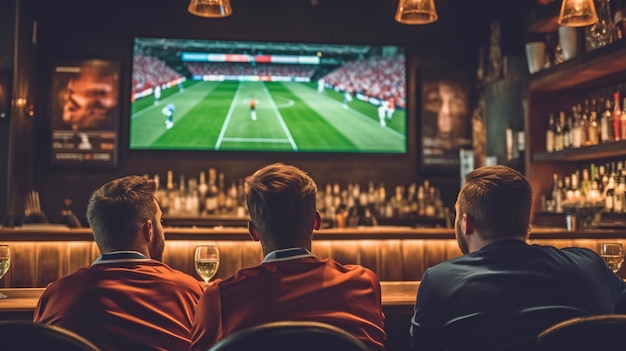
[132, 55, 183, 95]
[187, 62, 316, 79]
[323, 56, 405, 108]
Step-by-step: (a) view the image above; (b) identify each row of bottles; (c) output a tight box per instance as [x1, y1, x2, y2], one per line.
[545, 90, 626, 153]
[543, 161, 626, 214]
[317, 180, 447, 228]
[151, 169, 448, 226]
[154, 169, 246, 218]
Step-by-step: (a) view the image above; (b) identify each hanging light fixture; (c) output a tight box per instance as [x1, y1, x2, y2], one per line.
[558, 0, 598, 27]
[395, 0, 438, 25]
[188, 0, 233, 18]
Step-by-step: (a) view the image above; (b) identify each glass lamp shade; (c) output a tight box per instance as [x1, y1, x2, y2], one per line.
[188, 0, 232, 18]
[558, 0, 598, 27]
[395, 0, 438, 25]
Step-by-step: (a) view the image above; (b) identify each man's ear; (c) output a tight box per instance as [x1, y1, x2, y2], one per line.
[313, 211, 321, 230]
[248, 221, 260, 241]
[462, 213, 475, 235]
[142, 220, 153, 242]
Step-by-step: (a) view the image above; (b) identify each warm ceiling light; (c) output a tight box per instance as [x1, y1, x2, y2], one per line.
[558, 0, 598, 27]
[395, 0, 438, 25]
[188, 0, 233, 18]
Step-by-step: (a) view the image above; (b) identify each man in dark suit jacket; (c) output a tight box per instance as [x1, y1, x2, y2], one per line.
[410, 165, 626, 351]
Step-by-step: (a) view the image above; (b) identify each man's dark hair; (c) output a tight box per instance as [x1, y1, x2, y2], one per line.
[458, 165, 532, 239]
[86, 175, 156, 252]
[244, 163, 317, 248]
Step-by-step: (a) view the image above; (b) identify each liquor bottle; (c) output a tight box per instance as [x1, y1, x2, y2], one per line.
[605, 174, 616, 212]
[186, 177, 200, 216]
[197, 171, 208, 215]
[205, 168, 219, 215]
[162, 170, 175, 216]
[589, 111, 600, 145]
[173, 174, 186, 216]
[581, 101, 591, 146]
[226, 182, 238, 214]
[555, 112, 565, 151]
[552, 173, 563, 212]
[615, 176, 626, 213]
[581, 167, 592, 197]
[570, 171, 581, 200]
[601, 99, 612, 143]
[564, 114, 572, 149]
[236, 178, 247, 217]
[153, 174, 167, 214]
[621, 97, 626, 141]
[571, 105, 583, 148]
[614, 92, 622, 141]
[217, 172, 227, 214]
[546, 113, 555, 152]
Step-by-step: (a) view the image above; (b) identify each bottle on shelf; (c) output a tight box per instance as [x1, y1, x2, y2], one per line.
[589, 110, 600, 145]
[551, 173, 563, 212]
[581, 101, 591, 146]
[546, 113, 556, 152]
[615, 176, 625, 213]
[621, 97, 626, 141]
[205, 168, 219, 215]
[613, 92, 622, 141]
[197, 171, 208, 214]
[564, 113, 572, 149]
[605, 169, 616, 212]
[555, 112, 565, 151]
[571, 105, 582, 148]
[601, 99, 613, 143]
[217, 172, 227, 214]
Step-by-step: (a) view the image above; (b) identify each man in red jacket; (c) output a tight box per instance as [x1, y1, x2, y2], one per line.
[191, 163, 386, 351]
[34, 175, 204, 351]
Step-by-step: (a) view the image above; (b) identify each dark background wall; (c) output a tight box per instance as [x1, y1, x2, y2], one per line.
[2, 0, 528, 225]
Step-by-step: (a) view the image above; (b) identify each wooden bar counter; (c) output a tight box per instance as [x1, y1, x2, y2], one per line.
[1, 225, 625, 288]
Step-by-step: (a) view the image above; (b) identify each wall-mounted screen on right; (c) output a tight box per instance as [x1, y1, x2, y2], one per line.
[130, 37, 406, 154]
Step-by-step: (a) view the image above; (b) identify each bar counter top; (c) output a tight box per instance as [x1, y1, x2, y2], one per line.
[2, 225, 626, 241]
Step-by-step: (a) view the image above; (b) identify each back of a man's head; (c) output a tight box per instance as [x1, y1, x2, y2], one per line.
[459, 165, 532, 240]
[245, 163, 317, 248]
[87, 175, 156, 252]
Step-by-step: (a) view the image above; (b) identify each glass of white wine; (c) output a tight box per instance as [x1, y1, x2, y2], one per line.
[600, 243, 624, 273]
[194, 245, 219, 287]
[0, 245, 10, 299]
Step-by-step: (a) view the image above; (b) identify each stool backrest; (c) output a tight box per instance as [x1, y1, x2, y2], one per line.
[0, 321, 101, 351]
[208, 321, 368, 351]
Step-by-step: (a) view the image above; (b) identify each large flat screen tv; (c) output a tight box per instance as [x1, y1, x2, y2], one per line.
[130, 37, 406, 153]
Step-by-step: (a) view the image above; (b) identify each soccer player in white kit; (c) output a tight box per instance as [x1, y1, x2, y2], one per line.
[317, 79, 325, 93]
[153, 85, 161, 106]
[162, 103, 175, 130]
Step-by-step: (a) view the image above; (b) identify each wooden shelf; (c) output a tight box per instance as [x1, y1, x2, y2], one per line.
[529, 39, 626, 92]
[532, 140, 626, 162]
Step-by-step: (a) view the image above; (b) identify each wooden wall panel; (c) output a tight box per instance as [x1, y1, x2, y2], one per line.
[1, 238, 624, 288]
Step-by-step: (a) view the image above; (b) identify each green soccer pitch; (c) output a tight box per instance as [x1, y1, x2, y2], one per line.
[129, 80, 406, 153]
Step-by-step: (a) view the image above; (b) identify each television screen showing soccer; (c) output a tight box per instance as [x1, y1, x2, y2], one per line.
[130, 38, 406, 153]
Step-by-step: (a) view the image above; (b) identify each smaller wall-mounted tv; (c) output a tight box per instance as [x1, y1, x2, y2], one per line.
[130, 37, 406, 154]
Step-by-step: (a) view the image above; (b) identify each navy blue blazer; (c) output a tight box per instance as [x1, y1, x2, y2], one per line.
[410, 239, 626, 351]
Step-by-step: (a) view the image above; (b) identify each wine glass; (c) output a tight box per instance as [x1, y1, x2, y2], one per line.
[600, 243, 624, 273]
[0, 245, 10, 299]
[194, 245, 219, 287]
